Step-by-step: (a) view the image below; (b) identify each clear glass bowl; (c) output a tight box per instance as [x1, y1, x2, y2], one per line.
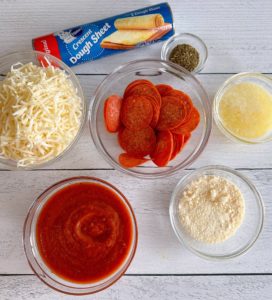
[213, 72, 272, 144]
[89, 59, 212, 179]
[161, 33, 208, 73]
[169, 165, 264, 260]
[23, 176, 138, 295]
[0, 50, 86, 170]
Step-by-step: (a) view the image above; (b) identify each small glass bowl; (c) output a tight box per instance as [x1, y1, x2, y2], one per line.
[161, 33, 208, 73]
[89, 59, 212, 179]
[23, 176, 138, 295]
[0, 50, 86, 170]
[213, 72, 272, 144]
[169, 165, 264, 260]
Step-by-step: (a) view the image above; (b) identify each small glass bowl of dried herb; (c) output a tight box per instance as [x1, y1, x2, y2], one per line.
[161, 33, 208, 73]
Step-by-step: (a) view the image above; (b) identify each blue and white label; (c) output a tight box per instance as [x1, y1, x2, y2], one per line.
[33, 3, 174, 67]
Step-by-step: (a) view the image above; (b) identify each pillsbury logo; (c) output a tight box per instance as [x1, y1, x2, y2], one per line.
[54, 27, 83, 44]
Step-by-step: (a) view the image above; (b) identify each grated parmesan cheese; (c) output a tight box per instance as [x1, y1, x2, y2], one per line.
[178, 175, 245, 244]
[0, 62, 82, 167]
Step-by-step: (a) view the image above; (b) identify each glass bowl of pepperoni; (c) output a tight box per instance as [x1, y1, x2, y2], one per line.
[89, 59, 212, 179]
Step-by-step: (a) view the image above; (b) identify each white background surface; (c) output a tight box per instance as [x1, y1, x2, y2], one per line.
[0, 0, 272, 299]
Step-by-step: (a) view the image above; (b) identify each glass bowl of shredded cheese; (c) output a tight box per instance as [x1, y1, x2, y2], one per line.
[213, 72, 272, 144]
[169, 165, 264, 260]
[0, 51, 85, 169]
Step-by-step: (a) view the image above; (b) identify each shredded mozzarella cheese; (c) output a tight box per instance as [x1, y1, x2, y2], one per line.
[0, 62, 82, 167]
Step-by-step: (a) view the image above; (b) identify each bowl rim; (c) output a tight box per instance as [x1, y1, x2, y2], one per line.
[23, 176, 138, 295]
[169, 165, 265, 260]
[213, 72, 272, 144]
[161, 32, 208, 73]
[89, 58, 212, 179]
[0, 50, 86, 170]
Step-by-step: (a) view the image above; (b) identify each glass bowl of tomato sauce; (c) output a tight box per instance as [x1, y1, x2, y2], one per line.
[23, 177, 138, 295]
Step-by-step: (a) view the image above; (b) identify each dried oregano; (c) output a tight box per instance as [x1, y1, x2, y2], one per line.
[169, 44, 199, 72]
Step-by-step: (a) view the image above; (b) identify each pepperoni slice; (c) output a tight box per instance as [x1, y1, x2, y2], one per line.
[124, 79, 153, 95]
[170, 132, 192, 160]
[124, 81, 162, 128]
[104, 95, 122, 132]
[121, 95, 153, 129]
[146, 96, 161, 128]
[156, 84, 173, 97]
[156, 96, 187, 130]
[125, 83, 161, 107]
[171, 107, 200, 134]
[170, 134, 184, 160]
[119, 153, 149, 168]
[151, 130, 174, 167]
[167, 89, 193, 120]
[118, 126, 156, 157]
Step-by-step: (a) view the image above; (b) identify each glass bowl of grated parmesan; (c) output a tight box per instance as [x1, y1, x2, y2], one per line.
[169, 165, 264, 260]
[0, 50, 86, 169]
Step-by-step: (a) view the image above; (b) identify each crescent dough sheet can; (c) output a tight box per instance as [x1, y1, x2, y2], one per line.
[33, 3, 174, 67]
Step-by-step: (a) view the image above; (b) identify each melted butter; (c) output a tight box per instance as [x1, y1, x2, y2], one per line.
[219, 82, 272, 139]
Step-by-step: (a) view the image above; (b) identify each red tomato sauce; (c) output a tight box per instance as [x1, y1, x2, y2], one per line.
[36, 182, 134, 283]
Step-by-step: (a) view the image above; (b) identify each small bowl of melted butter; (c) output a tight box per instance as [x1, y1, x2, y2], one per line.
[213, 72, 272, 144]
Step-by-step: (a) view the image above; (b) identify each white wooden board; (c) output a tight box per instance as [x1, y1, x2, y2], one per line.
[1, 0, 272, 299]
[0, 275, 272, 300]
